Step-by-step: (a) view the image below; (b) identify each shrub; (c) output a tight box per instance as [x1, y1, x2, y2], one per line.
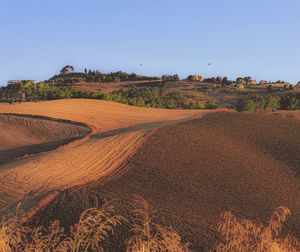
[205, 100, 218, 109]
[236, 94, 282, 112]
[281, 95, 299, 110]
[265, 96, 281, 112]
[191, 101, 206, 109]
[107, 87, 208, 109]
[161, 74, 180, 82]
[267, 85, 274, 92]
[243, 99, 256, 112]
[252, 94, 267, 111]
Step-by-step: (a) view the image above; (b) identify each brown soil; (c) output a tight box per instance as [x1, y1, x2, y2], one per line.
[0, 99, 206, 218]
[30, 112, 300, 251]
[0, 114, 90, 165]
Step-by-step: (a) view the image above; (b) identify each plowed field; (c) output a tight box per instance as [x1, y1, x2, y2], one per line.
[31, 112, 300, 251]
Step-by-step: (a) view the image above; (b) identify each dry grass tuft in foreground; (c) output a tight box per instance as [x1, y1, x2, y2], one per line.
[216, 206, 300, 252]
[0, 200, 299, 252]
[0, 196, 188, 252]
[0, 202, 125, 252]
[126, 194, 190, 252]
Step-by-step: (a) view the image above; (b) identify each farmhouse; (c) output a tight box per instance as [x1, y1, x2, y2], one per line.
[259, 80, 269, 85]
[248, 79, 257, 85]
[7, 80, 36, 85]
[187, 75, 205, 82]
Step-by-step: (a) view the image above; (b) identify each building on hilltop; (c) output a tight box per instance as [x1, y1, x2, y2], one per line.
[3, 80, 36, 101]
[236, 77, 257, 86]
[7, 80, 36, 85]
[248, 79, 257, 85]
[236, 78, 246, 85]
[187, 75, 205, 82]
[259, 80, 269, 85]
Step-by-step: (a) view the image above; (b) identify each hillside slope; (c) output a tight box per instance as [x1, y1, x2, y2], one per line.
[0, 114, 90, 164]
[0, 99, 205, 218]
[31, 112, 300, 251]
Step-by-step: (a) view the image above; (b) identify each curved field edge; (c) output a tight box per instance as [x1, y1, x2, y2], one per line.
[29, 112, 300, 251]
[0, 99, 207, 221]
[0, 113, 92, 165]
[0, 112, 93, 129]
[0, 122, 151, 221]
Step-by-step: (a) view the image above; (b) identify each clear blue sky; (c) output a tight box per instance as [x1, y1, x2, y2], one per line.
[1, 0, 300, 85]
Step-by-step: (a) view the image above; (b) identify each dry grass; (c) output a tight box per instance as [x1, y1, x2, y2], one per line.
[0, 202, 125, 252]
[0, 196, 189, 252]
[216, 206, 300, 252]
[0, 199, 299, 252]
[126, 195, 189, 252]
[62, 204, 125, 252]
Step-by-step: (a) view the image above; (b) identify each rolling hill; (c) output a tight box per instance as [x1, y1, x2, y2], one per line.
[30, 112, 300, 251]
[0, 99, 205, 219]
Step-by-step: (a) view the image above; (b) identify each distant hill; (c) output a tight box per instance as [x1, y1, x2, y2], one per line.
[46, 70, 160, 86]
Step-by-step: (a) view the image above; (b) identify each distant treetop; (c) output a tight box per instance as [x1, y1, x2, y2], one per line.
[60, 65, 75, 74]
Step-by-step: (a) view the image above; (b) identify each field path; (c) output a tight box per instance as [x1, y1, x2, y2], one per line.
[0, 99, 213, 217]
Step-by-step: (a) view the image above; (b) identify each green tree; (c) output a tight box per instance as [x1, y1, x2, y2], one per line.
[205, 100, 218, 109]
[60, 65, 74, 74]
[244, 100, 256, 112]
[265, 96, 281, 112]
[222, 77, 229, 85]
[281, 95, 299, 110]
[251, 94, 266, 111]
[20, 81, 37, 100]
[267, 85, 274, 92]
[244, 76, 252, 83]
[37, 81, 48, 99]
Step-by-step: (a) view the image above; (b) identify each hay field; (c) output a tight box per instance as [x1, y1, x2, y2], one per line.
[0, 99, 206, 218]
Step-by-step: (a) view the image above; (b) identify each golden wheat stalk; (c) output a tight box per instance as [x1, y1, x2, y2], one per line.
[216, 206, 300, 252]
[126, 194, 190, 252]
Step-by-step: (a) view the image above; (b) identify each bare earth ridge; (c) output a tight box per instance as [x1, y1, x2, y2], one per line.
[30, 111, 300, 251]
[0, 114, 91, 165]
[1, 99, 299, 251]
[0, 99, 206, 217]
